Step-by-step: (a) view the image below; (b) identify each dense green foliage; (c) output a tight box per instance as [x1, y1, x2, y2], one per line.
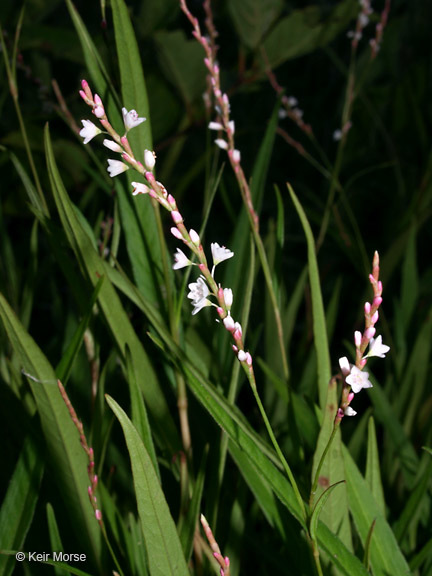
[0, 0, 431, 575]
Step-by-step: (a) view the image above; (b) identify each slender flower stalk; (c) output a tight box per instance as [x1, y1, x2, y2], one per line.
[57, 380, 124, 576]
[310, 252, 390, 509]
[200, 514, 230, 576]
[78, 78, 307, 526]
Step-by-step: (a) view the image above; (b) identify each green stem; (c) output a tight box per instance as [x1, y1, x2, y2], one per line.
[245, 367, 307, 525]
[309, 417, 339, 510]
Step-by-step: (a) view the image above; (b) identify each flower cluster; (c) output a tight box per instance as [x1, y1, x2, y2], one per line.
[347, 0, 373, 48]
[78, 80, 253, 373]
[337, 251, 390, 419]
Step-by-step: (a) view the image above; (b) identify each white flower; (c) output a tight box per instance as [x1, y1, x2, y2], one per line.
[131, 182, 150, 195]
[144, 149, 156, 170]
[345, 366, 373, 394]
[223, 288, 233, 309]
[209, 121, 223, 131]
[187, 277, 212, 315]
[364, 335, 390, 359]
[189, 229, 200, 246]
[122, 107, 146, 132]
[107, 159, 129, 178]
[211, 242, 234, 266]
[223, 315, 235, 331]
[344, 406, 357, 416]
[79, 119, 101, 144]
[173, 248, 192, 270]
[339, 356, 351, 376]
[103, 139, 123, 153]
[287, 96, 298, 107]
[215, 139, 228, 150]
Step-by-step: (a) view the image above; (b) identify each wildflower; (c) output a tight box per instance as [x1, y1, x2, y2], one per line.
[122, 107, 146, 132]
[131, 182, 150, 195]
[211, 242, 234, 266]
[215, 139, 228, 150]
[103, 139, 123, 153]
[344, 406, 357, 416]
[79, 120, 101, 144]
[189, 229, 200, 246]
[144, 149, 156, 170]
[173, 248, 193, 270]
[209, 121, 223, 131]
[187, 277, 212, 315]
[345, 366, 373, 394]
[223, 315, 235, 331]
[223, 288, 233, 309]
[107, 159, 129, 178]
[364, 335, 390, 359]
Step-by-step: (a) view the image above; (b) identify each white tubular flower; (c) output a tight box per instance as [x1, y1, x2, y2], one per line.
[364, 335, 390, 359]
[173, 248, 193, 270]
[344, 406, 357, 416]
[215, 139, 228, 150]
[103, 139, 123, 153]
[122, 107, 146, 132]
[209, 121, 223, 131]
[187, 277, 212, 315]
[131, 182, 150, 195]
[345, 366, 373, 394]
[144, 149, 156, 170]
[339, 356, 351, 377]
[107, 159, 129, 178]
[211, 242, 234, 267]
[189, 229, 200, 246]
[223, 288, 233, 309]
[79, 119, 101, 144]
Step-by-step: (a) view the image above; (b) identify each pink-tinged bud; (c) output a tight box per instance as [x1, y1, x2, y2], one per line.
[189, 229, 200, 246]
[371, 310, 379, 325]
[79, 90, 88, 102]
[204, 57, 211, 70]
[232, 345, 238, 353]
[364, 301, 371, 314]
[354, 330, 362, 347]
[220, 570, 225, 576]
[198, 263, 206, 272]
[373, 296, 382, 308]
[222, 93, 229, 106]
[213, 64, 220, 76]
[144, 149, 156, 170]
[93, 474, 98, 485]
[223, 315, 235, 331]
[171, 210, 183, 224]
[337, 408, 344, 419]
[171, 227, 183, 240]
[225, 557, 230, 567]
[95, 509, 102, 521]
[245, 352, 252, 366]
[348, 392, 355, 403]
[167, 194, 176, 208]
[237, 350, 247, 362]
[377, 280, 383, 295]
[232, 149, 241, 163]
[369, 273, 375, 285]
[359, 358, 367, 368]
[88, 486, 92, 496]
[364, 326, 376, 340]
[145, 171, 156, 184]
[216, 306, 224, 317]
[89, 447, 94, 459]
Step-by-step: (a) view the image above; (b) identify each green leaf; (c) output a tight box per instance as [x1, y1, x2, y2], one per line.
[46, 503, 65, 576]
[44, 124, 180, 452]
[106, 395, 190, 576]
[288, 185, 351, 550]
[365, 416, 386, 515]
[154, 30, 206, 104]
[0, 293, 102, 569]
[343, 445, 412, 576]
[310, 481, 345, 542]
[228, 0, 284, 50]
[261, 1, 357, 68]
[0, 434, 44, 576]
[125, 345, 160, 481]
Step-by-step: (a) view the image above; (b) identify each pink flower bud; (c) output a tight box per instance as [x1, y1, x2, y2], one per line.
[371, 310, 379, 325]
[95, 509, 102, 521]
[171, 227, 183, 240]
[364, 302, 371, 314]
[167, 194, 176, 208]
[364, 326, 376, 340]
[354, 330, 362, 347]
[189, 229, 200, 246]
[224, 316, 235, 331]
[171, 210, 183, 224]
[347, 392, 355, 403]
[237, 350, 247, 362]
[373, 296, 382, 308]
